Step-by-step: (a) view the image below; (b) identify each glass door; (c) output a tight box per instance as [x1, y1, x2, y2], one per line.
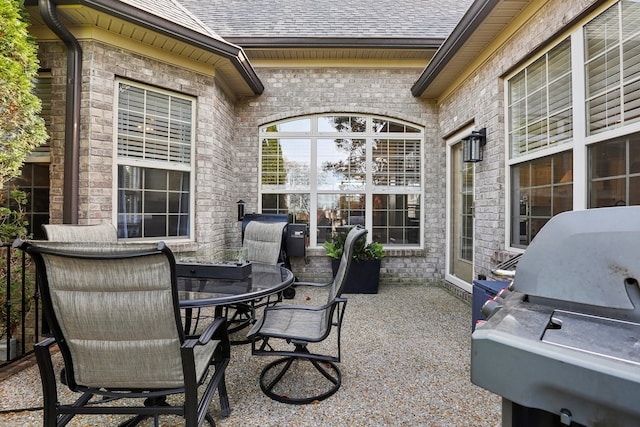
[449, 143, 474, 284]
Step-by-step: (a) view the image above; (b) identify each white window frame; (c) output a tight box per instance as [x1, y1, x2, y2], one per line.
[113, 79, 196, 241]
[445, 124, 476, 292]
[504, 0, 640, 251]
[259, 114, 424, 249]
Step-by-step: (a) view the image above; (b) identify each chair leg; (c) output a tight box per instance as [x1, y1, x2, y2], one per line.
[35, 339, 60, 427]
[218, 374, 231, 417]
[117, 395, 171, 427]
[259, 356, 342, 404]
[205, 413, 216, 427]
[224, 303, 255, 345]
[226, 303, 255, 333]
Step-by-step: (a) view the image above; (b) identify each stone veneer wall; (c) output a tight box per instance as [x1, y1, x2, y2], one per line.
[233, 67, 445, 284]
[436, 0, 601, 279]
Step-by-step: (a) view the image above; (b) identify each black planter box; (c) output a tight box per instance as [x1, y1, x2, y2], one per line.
[331, 258, 381, 294]
[175, 262, 252, 280]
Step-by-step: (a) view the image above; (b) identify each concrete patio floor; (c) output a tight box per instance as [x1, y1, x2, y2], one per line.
[0, 283, 501, 426]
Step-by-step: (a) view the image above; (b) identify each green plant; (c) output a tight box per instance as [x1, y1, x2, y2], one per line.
[323, 228, 385, 261]
[0, 0, 48, 188]
[0, 0, 43, 342]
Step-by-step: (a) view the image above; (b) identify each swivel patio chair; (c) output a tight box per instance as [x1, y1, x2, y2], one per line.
[18, 240, 231, 427]
[247, 225, 367, 404]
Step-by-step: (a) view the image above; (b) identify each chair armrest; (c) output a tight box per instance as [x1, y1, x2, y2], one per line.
[263, 297, 345, 313]
[36, 337, 57, 348]
[185, 317, 227, 346]
[292, 280, 332, 288]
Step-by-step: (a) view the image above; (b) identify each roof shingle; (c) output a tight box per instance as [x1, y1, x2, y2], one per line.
[122, 0, 223, 40]
[178, 0, 473, 40]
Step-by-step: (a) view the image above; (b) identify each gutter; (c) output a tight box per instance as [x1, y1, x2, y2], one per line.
[225, 37, 445, 50]
[39, 0, 81, 224]
[411, 0, 498, 97]
[78, 0, 264, 94]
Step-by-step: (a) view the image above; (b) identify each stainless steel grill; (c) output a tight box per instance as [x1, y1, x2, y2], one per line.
[471, 206, 640, 427]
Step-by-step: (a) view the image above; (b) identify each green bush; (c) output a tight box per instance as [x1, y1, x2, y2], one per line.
[0, 0, 48, 188]
[323, 227, 385, 261]
[0, 0, 43, 340]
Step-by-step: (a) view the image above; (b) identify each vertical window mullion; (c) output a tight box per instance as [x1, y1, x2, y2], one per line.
[365, 119, 373, 234]
[310, 135, 318, 246]
[626, 139, 631, 204]
[573, 28, 587, 209]
[619, 4, 625, 127]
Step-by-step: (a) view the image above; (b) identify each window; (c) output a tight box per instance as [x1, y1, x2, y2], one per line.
[506, 0, 640, 249]
[510, 152, 573, 246]
[115, 81, 193, 239]
[457, 161, 474, 261]
[2, 73, 54, 239]
[589, 133, 640, 207]
[34, 73, 53, 140]
[507, 39, 573, 248]
[585, 1, 640, 134]
[260, 115, 423, 247]
[3, 164, 50, 240]
[508, 38, 573, 158]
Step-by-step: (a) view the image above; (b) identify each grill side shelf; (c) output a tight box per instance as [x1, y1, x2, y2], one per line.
[542, 310, 640, 366]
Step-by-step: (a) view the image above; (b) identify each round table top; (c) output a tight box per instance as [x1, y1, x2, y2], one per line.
[177, 262, 294, 308]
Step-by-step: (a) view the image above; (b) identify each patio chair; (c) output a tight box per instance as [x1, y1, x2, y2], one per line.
[247, 225, 367, 404]
[18, 240, 231, 427]
[243, 220, 288, 265]
[223, 221, 290, 338]
[42, 223, 118, 242]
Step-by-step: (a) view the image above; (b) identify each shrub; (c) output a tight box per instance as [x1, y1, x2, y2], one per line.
[322, 227, 385, 261]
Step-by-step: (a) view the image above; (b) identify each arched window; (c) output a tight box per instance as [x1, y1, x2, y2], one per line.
[259, 114, 423, 248]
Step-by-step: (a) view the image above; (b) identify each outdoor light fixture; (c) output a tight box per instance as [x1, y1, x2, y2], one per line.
[462, 128, 487, 163]
[237, 200, 245, 221]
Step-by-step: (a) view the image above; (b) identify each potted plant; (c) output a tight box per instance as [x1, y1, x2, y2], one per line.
[323, 228, 385, 294]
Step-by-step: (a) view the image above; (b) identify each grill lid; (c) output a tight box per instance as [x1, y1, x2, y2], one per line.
[513, 206, 640, 310]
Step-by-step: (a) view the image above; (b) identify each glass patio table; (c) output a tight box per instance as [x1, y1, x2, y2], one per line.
[176, 261, 294, 336]
[177, 262, 294, 309]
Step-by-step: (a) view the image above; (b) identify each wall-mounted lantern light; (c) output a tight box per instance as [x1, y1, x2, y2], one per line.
[462, 128, 487, 163]
[237, 200, 245, 221]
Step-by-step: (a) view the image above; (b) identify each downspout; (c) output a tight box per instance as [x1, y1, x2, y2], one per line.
[39, 0, 81, 224]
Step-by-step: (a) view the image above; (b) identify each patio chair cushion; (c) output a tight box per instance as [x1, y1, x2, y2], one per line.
[248, 306, 328, 342]
[243, 221, 286, 265]
[42, 223, 118, 242]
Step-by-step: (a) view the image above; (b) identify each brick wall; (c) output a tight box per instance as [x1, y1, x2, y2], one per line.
[34, 1, 601, 289]
[37, 41, 238, 252]
[233, 67, 444, 284]
[38, 4, 618, 287]
[436, 0, 600, 278]
[37, 42, 67, 223]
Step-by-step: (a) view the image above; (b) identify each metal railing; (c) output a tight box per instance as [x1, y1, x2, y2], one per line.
[1, 242, 41, 368]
